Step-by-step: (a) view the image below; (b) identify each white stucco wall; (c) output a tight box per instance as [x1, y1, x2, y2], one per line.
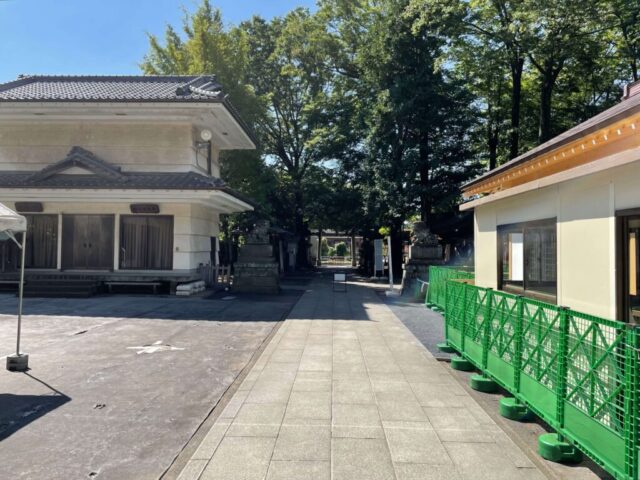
[2, 200, 220, 273]
[0, 122, 217, 174]
[473, 160, 640, 319]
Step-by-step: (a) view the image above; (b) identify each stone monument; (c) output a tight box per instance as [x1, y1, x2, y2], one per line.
[233, 220, 280, 294]
[402, 221, 445, 296]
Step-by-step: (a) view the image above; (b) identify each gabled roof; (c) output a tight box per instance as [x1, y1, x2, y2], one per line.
[0, 146, 256, 208]
[0, 75, 225, 102]
[29, 146, 126, 182]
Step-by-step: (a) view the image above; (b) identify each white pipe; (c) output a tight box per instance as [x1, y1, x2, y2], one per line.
[16, 232, 26, 356]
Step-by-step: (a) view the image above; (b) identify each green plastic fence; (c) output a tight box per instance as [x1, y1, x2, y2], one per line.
[443, 280, 639, 480]
[425, 266, 474, 310]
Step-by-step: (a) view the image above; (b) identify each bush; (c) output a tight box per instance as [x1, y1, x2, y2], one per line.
[335, 242, 348, 257]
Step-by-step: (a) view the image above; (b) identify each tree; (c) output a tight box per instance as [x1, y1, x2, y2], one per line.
[606, 0, 640, 82]
[318, 0, 480, 277]
[141, 0, 272, 235]
[240, 10, 337, 267]
[524, 0, 601, 143]
[335, 242, 348, 257]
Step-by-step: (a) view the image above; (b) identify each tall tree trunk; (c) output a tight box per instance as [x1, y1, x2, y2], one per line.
[419, 135, 431, 223]
[293, 178, 308, 269]
[488, 121, 499, 171]
[538, 69, 554, 144]
[509, 57, 524, 159]
[390, 220, 404, 281]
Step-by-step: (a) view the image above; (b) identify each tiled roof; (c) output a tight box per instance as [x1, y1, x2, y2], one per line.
[0, 146, 255, 207]
[0, 75, 225, 102]
[464, 88, 640, 188]
[0, 74, 258, 146]
[0, 171, 224, 189]
[0, 171, 256, 207]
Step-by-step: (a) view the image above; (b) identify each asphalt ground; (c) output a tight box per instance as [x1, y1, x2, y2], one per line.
[0, 290, 301, 480]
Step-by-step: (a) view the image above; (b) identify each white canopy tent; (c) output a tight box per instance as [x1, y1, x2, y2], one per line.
[0, 203, 29, 371]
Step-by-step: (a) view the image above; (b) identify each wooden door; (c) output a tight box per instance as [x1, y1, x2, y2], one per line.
[62, 215, 114, 270]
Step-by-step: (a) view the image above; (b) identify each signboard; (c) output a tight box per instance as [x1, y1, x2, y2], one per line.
[374, 239, 384, 274]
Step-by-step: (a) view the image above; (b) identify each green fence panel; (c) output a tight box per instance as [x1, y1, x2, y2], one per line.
[561, 310, 630, 479]
[461, 285, 489, 369]
[485, 290, 520, 392]
[441, 277, 640, 480]
[444, 279, 466, 351]
[519, 298, 563, 428]
[426, 266, 474, 310]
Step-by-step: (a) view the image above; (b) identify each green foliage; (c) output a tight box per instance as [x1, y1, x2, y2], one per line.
[320, 237, 330, 256]
[408, 0, 637, 164]
[141, 0, 640, 265]
[335, 242, 348, 257]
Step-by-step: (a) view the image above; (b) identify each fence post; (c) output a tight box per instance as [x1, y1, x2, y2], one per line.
[538, 306, 582, 463]
[469, 288, 499, 392]
[623, 326, 639, 479]
[513, 295, 524, 393]
[460, 282, 468, 353]
[450, 281, 474, 372]
[555, 307, 570, 429]
[481, 288, 494, 371]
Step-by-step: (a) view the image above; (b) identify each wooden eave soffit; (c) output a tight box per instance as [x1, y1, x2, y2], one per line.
[463, 114, 640, 198]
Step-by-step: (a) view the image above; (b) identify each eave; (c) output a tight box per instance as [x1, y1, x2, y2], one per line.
[0, 101, 256, 150]
[0, 188, 254, 214]
[462, 112, 640, 204]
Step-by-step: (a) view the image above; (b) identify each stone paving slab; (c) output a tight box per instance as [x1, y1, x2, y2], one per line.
[175, 275, 551, 480]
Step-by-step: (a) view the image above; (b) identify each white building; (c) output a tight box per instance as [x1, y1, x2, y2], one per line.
[0, 75, 255, 293]
[462, 80, 640, 321]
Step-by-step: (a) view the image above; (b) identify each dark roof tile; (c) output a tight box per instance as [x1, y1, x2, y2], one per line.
[0, 75, 225, 102]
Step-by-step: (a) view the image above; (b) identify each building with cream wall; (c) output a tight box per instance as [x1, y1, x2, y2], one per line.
[0, 75, 255, 291]
[462, 81, 640, 322]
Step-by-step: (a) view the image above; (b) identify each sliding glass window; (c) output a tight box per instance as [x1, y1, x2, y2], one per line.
[498, 218, 557, 302]
[120, 216, 173, 270]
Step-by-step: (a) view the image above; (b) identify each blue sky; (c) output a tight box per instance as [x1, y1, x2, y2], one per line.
[0, 0, 316, 83]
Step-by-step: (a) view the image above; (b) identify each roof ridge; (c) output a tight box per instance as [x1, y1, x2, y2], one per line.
[0, 74, 204, 88]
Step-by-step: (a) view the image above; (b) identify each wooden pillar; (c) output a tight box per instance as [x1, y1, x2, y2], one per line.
[316, 229, 322, 267]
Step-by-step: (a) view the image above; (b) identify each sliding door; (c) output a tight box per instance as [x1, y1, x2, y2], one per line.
[62, 215, 114, 270]
[120, 215, 173, 270]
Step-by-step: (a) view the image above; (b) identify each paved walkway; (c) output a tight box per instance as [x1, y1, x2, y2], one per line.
[176, 275, 549, 480]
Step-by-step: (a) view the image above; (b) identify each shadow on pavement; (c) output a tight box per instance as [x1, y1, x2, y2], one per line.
[0, 373, 71, 442]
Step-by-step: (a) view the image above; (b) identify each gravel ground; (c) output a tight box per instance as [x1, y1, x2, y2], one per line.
[379, 290, 453, 360]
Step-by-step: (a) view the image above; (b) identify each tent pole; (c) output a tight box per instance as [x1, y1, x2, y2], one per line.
[16, 232, 26, 356]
